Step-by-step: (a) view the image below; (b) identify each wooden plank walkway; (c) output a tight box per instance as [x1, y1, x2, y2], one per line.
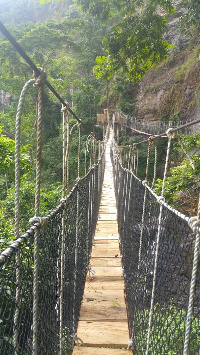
[73, 132, 130, 354]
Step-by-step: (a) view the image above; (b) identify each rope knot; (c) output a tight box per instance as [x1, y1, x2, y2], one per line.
[61, 103, 69, 112]
[127, 339, 133, 350]
[157, 196, 165, 204]
[88, 264, 96, 278]
[148, 136, 154, 144]
[33, 68, 47, 87]
[73, 334, 84, 347]
[142, 179, 148, 186]
[188, 216, 200, 233]
[60, 197, 66, 203]
[166, 128, 174, 139]
[29, 216, 48, 229]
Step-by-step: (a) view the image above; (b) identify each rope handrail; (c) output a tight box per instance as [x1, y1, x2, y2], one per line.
[0, 21, 81, 123]
[117, 117, 200, 147]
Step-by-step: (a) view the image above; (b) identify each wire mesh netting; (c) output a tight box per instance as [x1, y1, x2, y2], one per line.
[0, 232, 34, 354]
[0, 153, 105, 355]
[111, 142, 200, 354]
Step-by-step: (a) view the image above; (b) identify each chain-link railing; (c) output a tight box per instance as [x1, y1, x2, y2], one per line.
[111, 141, 200, 354]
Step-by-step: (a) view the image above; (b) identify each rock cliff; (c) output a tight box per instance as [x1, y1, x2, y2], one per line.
[135, 1, 200, 125]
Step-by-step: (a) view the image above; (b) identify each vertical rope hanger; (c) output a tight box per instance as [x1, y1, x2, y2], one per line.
[146, 129, 174, 355]
[60, 104, 69, 354]
[151, 142, 157, 189]
[32, 69, 46, 355]
[14, 78, 36, 355]
[77, 123, 81, 180]
[183, 197, 200, 354]
[72, 121, 82, 345]
[85, 136, 90, 175]
[62, 104, 69, 198]
[177, 135, 195, 170]
[130, 144, 134, 172]
[138, 138, 153, 268]
[136, 148, 139, 176]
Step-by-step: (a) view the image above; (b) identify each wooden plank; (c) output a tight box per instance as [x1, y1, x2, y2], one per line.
[99, 207, 117, 213]
[80, 288, 127, 320]
[79, 302, 127, 320]
[98, 214, 117, 220]
[91, 248, 120, 258]
[95, 227, 118, 234]
[73, 346, 130, 354]
[75, 321, 129, 347]
[94, 236, 119, 241]
[97, 220, 118, 225]
[91, 257, 121, 267]
[93, 238, 119, 242]
[92, 241, 119, 246]
[80, 285, 127, 322]
[91, 266, 123, 277]
[85, 277, 125, 290]
[83, 287, 125, 301]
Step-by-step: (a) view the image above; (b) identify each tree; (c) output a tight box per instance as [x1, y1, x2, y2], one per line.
[75, 0, 175, 82]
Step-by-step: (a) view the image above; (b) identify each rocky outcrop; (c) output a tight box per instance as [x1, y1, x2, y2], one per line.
[135, 1, 200, 124]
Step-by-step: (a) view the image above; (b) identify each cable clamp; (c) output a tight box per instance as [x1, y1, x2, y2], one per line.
[61, 102, 69, 112]
[33, 67, 47, 86]
[188, 216, 200, 233]
[29, 216, 48, 229]
[60, 197, 66, 203]
[157, 196, 165, 204]
[166, 128, 174, 138]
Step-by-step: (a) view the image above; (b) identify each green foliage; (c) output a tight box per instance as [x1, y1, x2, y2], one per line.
[0, 181, 62, 249]
[175, 45, 200, 82]
[94, 55, 114, 80]
[154, 134, 200, 205]
[134, 305, 200, 353]
[76, 0, 175, 81]
[110, 75, 137, 116]
[0, 127, 33, 198]
[182, 0, 200, 34]
[0, 207, 14, 251]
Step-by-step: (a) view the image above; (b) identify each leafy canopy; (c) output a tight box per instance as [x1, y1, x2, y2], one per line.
[74, 0, 175, 81]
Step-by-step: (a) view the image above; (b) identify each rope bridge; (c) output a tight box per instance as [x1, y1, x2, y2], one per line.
[0, 22, 200, 355]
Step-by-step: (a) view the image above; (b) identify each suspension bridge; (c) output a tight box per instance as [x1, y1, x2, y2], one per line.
[0, 21, 200, 355]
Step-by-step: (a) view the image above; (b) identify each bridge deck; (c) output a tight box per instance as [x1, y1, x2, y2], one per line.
[73, 133, 130, 354]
